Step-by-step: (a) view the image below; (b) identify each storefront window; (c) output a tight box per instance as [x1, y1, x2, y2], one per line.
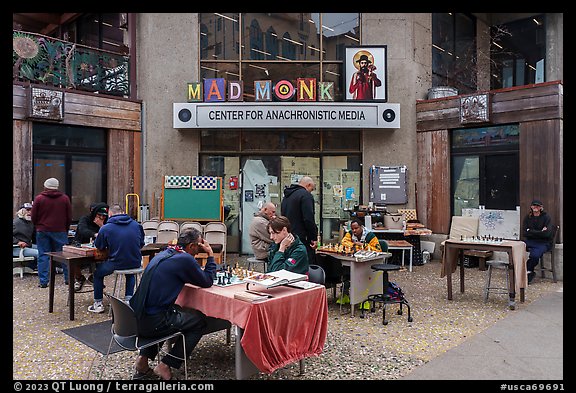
[322, 156, 361, 244]
[451, 125, 519, 215]
[33, 124, 106, 221]
[200, 129, 361, 254]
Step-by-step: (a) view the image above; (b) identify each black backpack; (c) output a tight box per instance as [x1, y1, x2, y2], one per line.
[385, 281, 404, 301]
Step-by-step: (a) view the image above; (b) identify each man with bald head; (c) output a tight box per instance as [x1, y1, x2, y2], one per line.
[248, 201, 277, 260]
[281, 176, 318, 264]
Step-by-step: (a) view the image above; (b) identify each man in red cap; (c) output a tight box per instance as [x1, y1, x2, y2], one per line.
[522, 199, 554, 284]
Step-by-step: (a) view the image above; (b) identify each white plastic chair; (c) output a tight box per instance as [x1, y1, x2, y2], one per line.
[157, 220, 180, 233]
[156, 229, 179, 244]
[180, 221, 204, 234]
[203, 222, 227, 264]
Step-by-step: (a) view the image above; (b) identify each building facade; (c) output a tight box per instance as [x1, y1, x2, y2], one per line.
[12, 13, 563, 273]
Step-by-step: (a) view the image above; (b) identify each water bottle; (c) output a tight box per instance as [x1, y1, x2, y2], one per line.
[422, 250, 430, 264]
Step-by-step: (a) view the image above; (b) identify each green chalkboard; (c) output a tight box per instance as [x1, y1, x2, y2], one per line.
[162, 177, 223, 221]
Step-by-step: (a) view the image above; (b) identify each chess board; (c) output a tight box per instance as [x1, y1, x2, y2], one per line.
[213, 273, 244, 287]
[164, 175, 191, 188]
[191, 176, 217, 190]
[459, 236, 503, 245]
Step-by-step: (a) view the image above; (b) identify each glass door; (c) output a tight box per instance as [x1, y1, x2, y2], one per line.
[240, 157, 281, 255]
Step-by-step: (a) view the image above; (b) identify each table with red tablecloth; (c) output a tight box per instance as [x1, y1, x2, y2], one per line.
[175, 282, 328, 379]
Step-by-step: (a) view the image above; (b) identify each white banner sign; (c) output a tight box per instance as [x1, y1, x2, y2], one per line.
[173, 102, 400, 129]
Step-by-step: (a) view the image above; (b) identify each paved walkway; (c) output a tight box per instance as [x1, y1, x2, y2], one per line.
[402, 287, 563, 380]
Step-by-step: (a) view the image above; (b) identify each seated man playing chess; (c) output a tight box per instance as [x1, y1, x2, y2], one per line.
[130, 228, 217, 380]
[318, 218, 382, 307]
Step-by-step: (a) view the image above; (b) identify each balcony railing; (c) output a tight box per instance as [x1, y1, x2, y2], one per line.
[13, 30, 130, 97]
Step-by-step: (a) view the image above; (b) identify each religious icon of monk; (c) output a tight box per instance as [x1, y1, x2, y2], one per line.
[349, 51, 382, 100]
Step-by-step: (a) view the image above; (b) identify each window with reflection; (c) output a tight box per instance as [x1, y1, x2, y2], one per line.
[199, 13, 240, 61]
[199, 12, 359, 101]
[490, 15, 546, 89]
[33, 124, 107, 221]
[241, 63, 321, 101]
[451, 124, 519, 215]
[432, 13, 477, 94]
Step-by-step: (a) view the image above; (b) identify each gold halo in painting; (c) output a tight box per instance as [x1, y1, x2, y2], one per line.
[352, 50, 374, 71]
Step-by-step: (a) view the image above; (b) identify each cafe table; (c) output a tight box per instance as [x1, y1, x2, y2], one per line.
[441, 239, 528, 309]
[46, 245, 161, 321]
[175, 281, 328, 379]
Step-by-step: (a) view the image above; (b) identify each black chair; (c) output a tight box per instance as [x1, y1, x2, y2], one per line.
[314, 253, 344, 301]
[308, 264, 326, 285]
[102, 293, 188, 380]
[363, 263, 412, 325]
[536, 225, 559, 283]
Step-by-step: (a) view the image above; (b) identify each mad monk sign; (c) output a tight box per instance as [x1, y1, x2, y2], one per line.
[173, 77, 400, 129]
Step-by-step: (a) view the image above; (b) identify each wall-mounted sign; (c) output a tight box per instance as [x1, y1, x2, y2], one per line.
[173, 102, 400, 129]
[460, 93, 490, 124]
[369, 165, 408, 205]
[28, 87, 64, 121]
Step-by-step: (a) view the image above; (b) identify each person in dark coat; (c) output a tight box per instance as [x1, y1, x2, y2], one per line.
[280, 176, 318, 265]
[13, 202, 38, 269]
[31, 178, 72, 288]
[72, 202, 109, 291]
[89, 203, 144, 313]
[522, 199, 554, 284]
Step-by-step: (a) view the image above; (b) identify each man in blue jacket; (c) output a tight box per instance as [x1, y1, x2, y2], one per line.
[90, 204, 144, 313]
[131, 228, 217, 380]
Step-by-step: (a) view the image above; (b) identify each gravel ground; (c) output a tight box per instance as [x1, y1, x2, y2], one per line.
[12, 256, 563, 381]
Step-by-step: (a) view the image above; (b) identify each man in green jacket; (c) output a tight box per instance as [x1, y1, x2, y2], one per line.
[266, 215, 309, 275]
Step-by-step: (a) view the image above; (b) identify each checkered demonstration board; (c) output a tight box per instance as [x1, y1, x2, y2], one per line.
[164, 175, 191, 189]
[191, 176, 217, 190]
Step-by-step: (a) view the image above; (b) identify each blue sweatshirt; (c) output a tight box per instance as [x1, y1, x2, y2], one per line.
[142, 248, 216, 315]
[94, 213, 144, 269]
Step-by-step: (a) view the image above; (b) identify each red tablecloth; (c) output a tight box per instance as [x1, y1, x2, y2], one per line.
[175, 283, 328, 374]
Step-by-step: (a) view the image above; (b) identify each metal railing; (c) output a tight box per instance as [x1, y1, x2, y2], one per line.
[13, 30, 130, 97]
